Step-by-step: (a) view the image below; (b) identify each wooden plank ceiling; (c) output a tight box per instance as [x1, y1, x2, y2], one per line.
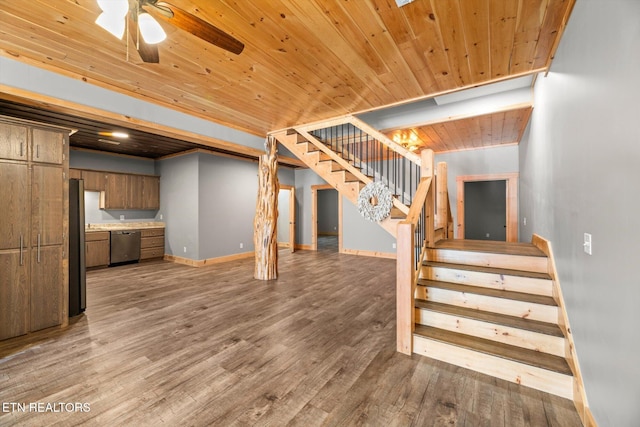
[0, 0, 574, 157]
[386, 106, 533, 153]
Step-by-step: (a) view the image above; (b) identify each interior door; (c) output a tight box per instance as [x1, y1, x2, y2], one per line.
[463, 180, 507, 241]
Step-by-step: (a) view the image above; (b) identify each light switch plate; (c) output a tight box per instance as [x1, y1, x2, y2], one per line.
[584, 233, 592, 255]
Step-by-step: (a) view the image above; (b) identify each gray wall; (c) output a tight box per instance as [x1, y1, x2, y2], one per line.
[158, 151, 294, 261]
[435, 145, 519, 238]
[156, 153, 200, 259]
[70, 150, 156, 175]
[317, 189, 339, 234]
[518, 1, 640, 425]
[342, 197, 396, 255]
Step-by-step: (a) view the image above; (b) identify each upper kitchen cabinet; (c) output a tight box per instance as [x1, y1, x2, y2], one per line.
[0, 123, 63, 164]
[100, 172, 159, 210]
[142, 175, 160, 210]
[32, 128, 63, 164]
[0, 122, 28, 161]
[82, 170, 107, 191]
[103, 172, 128, 209]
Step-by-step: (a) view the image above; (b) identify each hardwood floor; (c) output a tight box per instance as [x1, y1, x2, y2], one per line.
[0, 250, 581, 426]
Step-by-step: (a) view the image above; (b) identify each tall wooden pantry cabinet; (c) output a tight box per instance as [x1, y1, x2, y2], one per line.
[0, 116, 70, 341]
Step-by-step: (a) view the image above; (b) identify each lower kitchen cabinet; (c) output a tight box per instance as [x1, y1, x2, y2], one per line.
[85, 231, 110, 268]
[140, 228, 165, 260]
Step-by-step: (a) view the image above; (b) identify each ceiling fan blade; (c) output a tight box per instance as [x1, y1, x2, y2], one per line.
[148, 2, 244, 55]
[127, 14, 160, 63]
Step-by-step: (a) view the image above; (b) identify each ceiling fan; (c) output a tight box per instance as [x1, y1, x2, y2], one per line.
[95, 0, 244, 63]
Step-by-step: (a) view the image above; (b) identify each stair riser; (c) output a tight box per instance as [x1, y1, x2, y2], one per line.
[427, 249, 548, 274]
[420, 266, 553, 297]
[415, 308, 566, 357]
[413, 335, 573, 400]
[415, 287, 558, 323]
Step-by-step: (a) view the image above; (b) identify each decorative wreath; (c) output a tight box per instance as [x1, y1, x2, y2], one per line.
[358, 181, 393, 222]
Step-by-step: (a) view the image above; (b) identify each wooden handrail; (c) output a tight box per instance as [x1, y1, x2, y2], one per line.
[293, 114, 422, 166]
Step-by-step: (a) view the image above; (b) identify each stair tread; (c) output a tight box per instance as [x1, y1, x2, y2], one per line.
[415, 299, 564, 337]
[417, 279, 558, 307]
[433, 239, 546, 257]
[423, 261, 552, 280]
[413, 325, 572, 375]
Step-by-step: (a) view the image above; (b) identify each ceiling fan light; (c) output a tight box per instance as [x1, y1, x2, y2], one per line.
[95, 12, 126, 39]
[138, 13, 166, 44]
[96, 0, 129, 17]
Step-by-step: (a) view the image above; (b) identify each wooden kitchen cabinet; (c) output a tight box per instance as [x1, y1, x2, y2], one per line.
[0, 121, 28, 161]
[0, 162, 29, 250]
[140, 228, 165, 260]
[82, 169, 107, 191]
[85, 231, 110, 268]
[0, 250, 29, 340]
[0, 117, 68, 340]
[69, 168, 82, 179]
[142, 175, 160, 210]
[100, 172, 159, 210]
[31, 165, 64, 247]
[127, 174, 144, 209]
[103, 172, 128, 209]
[30, 245, 63, 331]
[31, 128, 64, 164]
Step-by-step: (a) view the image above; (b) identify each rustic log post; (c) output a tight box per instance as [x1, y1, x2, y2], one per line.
[254, 135, 279, 280]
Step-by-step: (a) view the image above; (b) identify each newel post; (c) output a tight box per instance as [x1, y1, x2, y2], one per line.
[254, 135, 279, 280]
[396, 222, 414, 355]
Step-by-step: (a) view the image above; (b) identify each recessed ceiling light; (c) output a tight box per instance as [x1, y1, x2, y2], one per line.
[98, 131, 129, 138]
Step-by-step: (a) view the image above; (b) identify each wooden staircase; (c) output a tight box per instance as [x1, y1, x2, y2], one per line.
[271, 128, 411, 237]
[412, 239, 574, 400]
[272, 119, 579, 405]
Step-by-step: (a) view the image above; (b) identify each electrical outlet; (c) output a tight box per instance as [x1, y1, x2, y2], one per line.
[523, 217, 527, 226]
[486, 233, 490, 238]
[160, 214, 163, 220]
[183, 246, 187, 253]
[583, 233, 592, 255]
[120, 215, 125, 220]
[392, 243, 396, 249]
[240, 243, 244, 249]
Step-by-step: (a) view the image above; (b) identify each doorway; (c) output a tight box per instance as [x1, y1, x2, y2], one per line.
[456, 173, 518, 242]
[311, 184, 341, 252]
[278, 185, 296, 253]
[464, 180, 507, 241]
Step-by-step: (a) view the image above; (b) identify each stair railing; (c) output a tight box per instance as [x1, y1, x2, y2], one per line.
[396, 150, 451, 355]
[298, 117, 422, 207]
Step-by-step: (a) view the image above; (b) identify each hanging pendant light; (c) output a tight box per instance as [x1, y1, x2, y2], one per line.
[138, 12, 166, 44]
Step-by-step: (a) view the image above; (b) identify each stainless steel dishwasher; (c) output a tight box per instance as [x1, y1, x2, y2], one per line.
[110, 230, 141, 265]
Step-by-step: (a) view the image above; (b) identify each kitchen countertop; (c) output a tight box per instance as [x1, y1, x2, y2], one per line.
[86, 222, 165, 232]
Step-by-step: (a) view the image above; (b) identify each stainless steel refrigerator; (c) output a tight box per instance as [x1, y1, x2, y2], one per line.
[69, 178, 86, 316]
